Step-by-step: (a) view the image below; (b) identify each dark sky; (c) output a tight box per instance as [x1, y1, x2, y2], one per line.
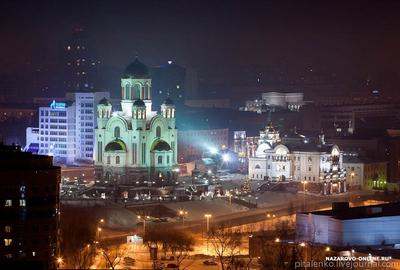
[1, 0, 400, 89]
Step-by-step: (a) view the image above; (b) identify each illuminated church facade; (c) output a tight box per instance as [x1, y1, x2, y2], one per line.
[94, 58, 178, 185]
[248, 123, 347, 195]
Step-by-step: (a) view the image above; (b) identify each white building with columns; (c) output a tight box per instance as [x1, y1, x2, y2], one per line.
[248, 123, 346, 194]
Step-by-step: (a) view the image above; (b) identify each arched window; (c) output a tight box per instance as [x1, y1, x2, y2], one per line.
[125, 84, 130, 99]
[158, 156, 162, 164]
[116, 156, 120, 164]
[156, 126, 161, 137]
[133, 84, 141, 99]
[255, 164, 261, 169]
[114, 126, 120, 138]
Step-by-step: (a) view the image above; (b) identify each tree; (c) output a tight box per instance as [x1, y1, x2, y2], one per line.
[208, 225, 242, 270]
[100, 244, 128, 270]
[59, 207, 97, 269]
[144, 227, 195, 269]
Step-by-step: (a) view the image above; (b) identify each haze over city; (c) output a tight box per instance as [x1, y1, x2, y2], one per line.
[1, 1, 400, 269]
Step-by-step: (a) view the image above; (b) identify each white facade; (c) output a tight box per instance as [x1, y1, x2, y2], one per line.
[26, 92, 110, 164]
[296, 203, 400, 246]
[243, 92, 305, 113]
[247, 124, 346, 194]
[66, 92, 110, 161]
[94, 58, 178, 185]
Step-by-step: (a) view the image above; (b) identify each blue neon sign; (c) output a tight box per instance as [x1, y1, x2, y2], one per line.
[50, 100, 66, 110]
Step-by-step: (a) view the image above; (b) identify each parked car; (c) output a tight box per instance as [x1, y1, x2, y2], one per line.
[203, 260, 218, 266]
[164, 263, 179, 269]
[123, 256, 135, 265]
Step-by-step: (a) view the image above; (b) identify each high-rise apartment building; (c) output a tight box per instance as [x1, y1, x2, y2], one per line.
[0, 144, 60, 269]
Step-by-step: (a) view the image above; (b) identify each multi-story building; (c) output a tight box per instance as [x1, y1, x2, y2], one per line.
[343, 156, 388, 190]
[247, 123, 346, 194]
[26, 92, 110, 164]
[241, 92, 305, 113]
[62, 28, 100, 92]
[0, 144, 60, 269]
[94, 58, 178, 185]
[151, 61, 186, 110]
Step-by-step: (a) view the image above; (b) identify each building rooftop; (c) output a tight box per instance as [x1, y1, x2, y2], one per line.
[303, 202, 400, 220]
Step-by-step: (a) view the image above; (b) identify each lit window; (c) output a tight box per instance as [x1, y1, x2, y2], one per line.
[5, 200, 12, 207]
[32, 251, 36, 257]
[5, 226, 11, 233]
[5, 253, 12, 259]
[4, 239, 12, 246]
[20, 199, 26, 207]
[66, 46, 71, 50]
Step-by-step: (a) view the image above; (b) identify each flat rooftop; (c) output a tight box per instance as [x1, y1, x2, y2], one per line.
[303, 202, 400, 220]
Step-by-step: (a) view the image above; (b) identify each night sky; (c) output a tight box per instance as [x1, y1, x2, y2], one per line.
[1, 0, 400, 96]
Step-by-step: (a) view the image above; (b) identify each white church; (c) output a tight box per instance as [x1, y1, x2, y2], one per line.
[248, 123, 346, 195]
[94, 58, 178, 185]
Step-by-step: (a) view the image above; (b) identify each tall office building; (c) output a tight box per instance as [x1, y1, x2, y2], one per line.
[62, 28, 100, 92]
[151, 62, 187, 110]
[26, 92, 110, 164]
[0, 144, 60, 269]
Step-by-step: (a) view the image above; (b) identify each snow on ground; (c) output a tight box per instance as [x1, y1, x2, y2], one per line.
[164, 198, 248, 220]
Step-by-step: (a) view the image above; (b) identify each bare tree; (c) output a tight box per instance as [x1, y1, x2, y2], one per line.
[100, 244, 128, 270]
[208, 225, 242, 270]
[59, 207, 97, 269]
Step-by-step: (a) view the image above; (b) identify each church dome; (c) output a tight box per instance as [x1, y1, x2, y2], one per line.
[151, 140, 171, 151]
[162, 98, 174, 105]
[123, 58, 150, 79]
[105, 139, 127, 152]
[98, 97, 111, 106]
[133, 99, 146, 107]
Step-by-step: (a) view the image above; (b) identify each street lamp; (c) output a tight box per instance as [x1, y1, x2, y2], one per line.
[204, 214, 212, 232]
[56, 257, 63, 269]
[138, 215, 150, 235]
[179, 209, 188, 227]
[301, 180, 308, 210]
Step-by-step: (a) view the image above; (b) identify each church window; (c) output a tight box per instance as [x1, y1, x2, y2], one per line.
[255, 164, 260, 169]
[267, 165, 270, 169]
[107, 156, 110, 164]
[132, 143, 137, 164]
[308, 166, 312, 171]
[114, 127, 120, 138]
[116, 156, 120, 164]
[167, 155, 170, 164]
[125, 84, 130, 99]
[282, 166, 285, 170]
[158, 156, 162, 164]
[156, 126, 161, 137]
[133, 84, 141, 99]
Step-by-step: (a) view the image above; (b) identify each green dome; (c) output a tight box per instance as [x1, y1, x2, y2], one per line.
[105, 139, 127, 152]
[162, 98, 174, 106]
[98, 97, 111, 106]
[123, 58, 150, 79]
[133, 99, 146, 106]
[151, 140, 171, 151]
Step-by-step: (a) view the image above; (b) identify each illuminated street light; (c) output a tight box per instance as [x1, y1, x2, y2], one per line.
[275, 238, 280, 243]
[325, 246, 331, 252]
[179, 209, 188, 227]
[56, 257, 63, 269]
[204, 214, 212, 232]
[138, 215, 150, 235]
[299, 242, 306, 247]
